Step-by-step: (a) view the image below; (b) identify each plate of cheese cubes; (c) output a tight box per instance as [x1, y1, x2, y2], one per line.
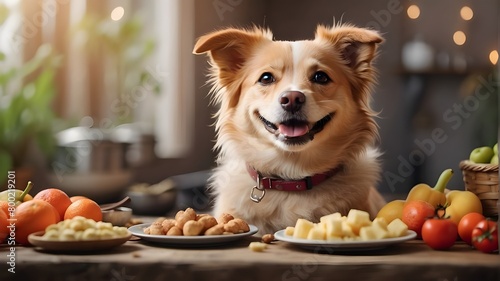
[274, 209, 416, 251]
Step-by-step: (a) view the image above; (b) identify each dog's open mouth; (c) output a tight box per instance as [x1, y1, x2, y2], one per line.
[258, 113, 334, 145]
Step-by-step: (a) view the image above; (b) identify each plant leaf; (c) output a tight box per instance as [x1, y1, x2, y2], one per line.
[0, 149, 13, 185]
[0, 3, 9, 26]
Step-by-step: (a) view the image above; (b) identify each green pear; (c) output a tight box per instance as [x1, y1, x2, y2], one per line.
[469, 146, 494, 163]
[491, 154, 499, 164]
[0, 181, 33, 205]
[493, 143, 498, 155]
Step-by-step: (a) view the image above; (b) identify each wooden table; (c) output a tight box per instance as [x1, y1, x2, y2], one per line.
[1, 234, 499, 281]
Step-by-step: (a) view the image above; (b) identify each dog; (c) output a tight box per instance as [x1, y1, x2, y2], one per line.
[193, 24, 386, 234]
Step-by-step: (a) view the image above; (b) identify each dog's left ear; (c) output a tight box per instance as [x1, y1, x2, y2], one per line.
[315, 25, 383, 70]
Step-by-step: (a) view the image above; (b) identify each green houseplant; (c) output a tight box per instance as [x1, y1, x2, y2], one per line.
[0, 43, 60, 186]
[0, 3, 61, 186]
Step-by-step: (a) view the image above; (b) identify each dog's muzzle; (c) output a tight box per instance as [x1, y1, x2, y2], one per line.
[258, 112, 334, 145]
[257, 91, 334, 145]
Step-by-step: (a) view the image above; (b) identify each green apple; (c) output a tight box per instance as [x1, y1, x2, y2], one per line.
[469, 146, 494, 163]
[491, 154, 499, 164]
[493, 143, 498, 155]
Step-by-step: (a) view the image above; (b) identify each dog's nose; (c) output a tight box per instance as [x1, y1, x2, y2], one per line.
[279, 91, 305, 113]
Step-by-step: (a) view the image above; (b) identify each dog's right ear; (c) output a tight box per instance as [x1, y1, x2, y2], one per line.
[193, 27, 272, 85]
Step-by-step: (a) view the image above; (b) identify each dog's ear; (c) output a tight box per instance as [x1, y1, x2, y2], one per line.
[315, 25, 383, 70]
[193, 28, 272, 85]
[315, 25, 383, 99]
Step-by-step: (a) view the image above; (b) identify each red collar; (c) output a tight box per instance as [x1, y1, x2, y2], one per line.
[246, 165, 342, 192]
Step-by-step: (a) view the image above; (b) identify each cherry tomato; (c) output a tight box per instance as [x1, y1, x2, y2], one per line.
[401, 200, 435, 237]
[472, 220, 498, 253]
[458, 212, 485, 245]
[421, 217, 458, 250]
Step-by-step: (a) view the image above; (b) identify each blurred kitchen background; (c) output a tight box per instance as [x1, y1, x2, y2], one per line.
[0, 0, 498, 210]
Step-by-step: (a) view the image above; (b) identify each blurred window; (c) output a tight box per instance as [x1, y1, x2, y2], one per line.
[1, 0, 194, 158]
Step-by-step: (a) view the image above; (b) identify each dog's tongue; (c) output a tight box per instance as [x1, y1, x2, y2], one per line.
[278, 124, 309, 137]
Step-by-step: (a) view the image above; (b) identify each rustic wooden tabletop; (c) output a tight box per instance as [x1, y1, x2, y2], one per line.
[1, 234, 499, 281]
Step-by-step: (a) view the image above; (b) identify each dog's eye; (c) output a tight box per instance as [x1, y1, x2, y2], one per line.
[311, 71, 331, 85]
[258, 72, 276, 85]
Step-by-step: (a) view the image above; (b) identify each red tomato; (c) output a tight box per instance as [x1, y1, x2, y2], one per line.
[458, 212, 485, 245]
[421, 218, 458, 250]
[472, 220, 498, 253]
[402, 200, 435, 237]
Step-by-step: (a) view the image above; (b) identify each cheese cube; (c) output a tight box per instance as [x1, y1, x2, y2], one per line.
[341, 221, 356, 237]
[293, 219, 314, 239]
[371, 217, 388, 231]
[284, 226, 295, 236]
[370, 217, 389, 238]
[307, 227, 326, 240]
[320, 212, 342, 224]
[316, 222, 327, 231]
[361, 224, 389, 241]
[248, 242, 267, 252]
[346, 209, 372, 235]
[359, 226, 378, 241]
[325, 218, 343, 238]
[387, 218, 408, 238]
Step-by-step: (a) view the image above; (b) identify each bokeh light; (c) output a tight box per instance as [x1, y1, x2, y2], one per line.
[489, 50, 498, 65]
[407, 5, 420, 19]
[453, 31, 466, 46]
[460, 6, 473, 21]
[111, 6, 125, 21]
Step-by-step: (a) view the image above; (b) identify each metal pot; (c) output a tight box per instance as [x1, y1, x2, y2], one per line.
[52, 123, 156, 174]
[52, 126, 130, 174]
[48, 124, 155, 203]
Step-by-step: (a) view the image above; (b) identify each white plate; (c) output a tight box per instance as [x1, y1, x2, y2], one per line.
[128, 223, 258, 246]
[274, 230, 417, 252]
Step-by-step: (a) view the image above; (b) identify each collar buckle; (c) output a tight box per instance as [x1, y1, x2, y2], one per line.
[250, 172, 266, 203]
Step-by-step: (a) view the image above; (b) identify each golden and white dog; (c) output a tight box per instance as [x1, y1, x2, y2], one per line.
[193, 24, 386, 234]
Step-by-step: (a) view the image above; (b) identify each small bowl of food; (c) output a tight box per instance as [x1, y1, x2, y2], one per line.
[102, 207, 133, 226]
[126, 179, 177, 216]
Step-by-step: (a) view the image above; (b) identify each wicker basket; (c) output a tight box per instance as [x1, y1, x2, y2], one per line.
[459, 160, 499, 217]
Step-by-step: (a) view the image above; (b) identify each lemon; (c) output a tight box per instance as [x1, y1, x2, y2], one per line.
[376, 200, 405, 224]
